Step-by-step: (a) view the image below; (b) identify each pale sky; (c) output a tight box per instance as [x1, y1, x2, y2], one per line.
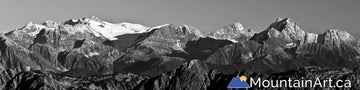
[0, 0, 359, 38]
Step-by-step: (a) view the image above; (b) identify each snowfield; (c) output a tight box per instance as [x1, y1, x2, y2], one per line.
[85, 18, 150, 40]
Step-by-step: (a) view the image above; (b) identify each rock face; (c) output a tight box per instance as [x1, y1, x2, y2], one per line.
[208, 22, 255, 43]
[1, 16, 359, 90]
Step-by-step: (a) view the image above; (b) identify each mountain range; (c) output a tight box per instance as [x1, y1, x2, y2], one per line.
[0, 16, 360, 90]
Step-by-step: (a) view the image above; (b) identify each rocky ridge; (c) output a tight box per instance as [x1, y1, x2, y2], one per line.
[0, 16, 359, 90]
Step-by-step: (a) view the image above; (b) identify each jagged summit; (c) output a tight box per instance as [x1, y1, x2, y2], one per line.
[208, 22, 255, 43]
[317, 29, 358, 47]
[251, 18, 314, 45]
[177, 25, 205, 37]
[324, 29, 356, 42]
[269, 18, 305, 34]
[232, 22, 245, 30]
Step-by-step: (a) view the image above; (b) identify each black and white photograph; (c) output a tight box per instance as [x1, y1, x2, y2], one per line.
[0, 0, 360, 90]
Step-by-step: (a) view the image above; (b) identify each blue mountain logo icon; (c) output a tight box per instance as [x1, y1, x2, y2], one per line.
[227, 76, 250, 88]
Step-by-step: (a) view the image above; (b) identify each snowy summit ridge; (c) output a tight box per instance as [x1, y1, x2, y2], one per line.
[83, 16, 150, 40]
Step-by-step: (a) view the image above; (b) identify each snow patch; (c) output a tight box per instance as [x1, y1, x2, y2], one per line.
[228, 39, 238, 43]
[71, 19, 79, 22]
[125, 59, 136, 64]
[84, 52, 100, 58]
[173, 40, 182, 49]
[285, 43, 297, 48]
[57, 67, 69, 72]
[188, 60, 199, 69]
[25, 66, 31, 71]
[210, 37, 238, 43]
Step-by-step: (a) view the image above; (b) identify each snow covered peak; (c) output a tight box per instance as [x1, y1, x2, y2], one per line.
[84, 16, 150, 40]
[233, 22, 245, 30]
[13, 16, 174, 41]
